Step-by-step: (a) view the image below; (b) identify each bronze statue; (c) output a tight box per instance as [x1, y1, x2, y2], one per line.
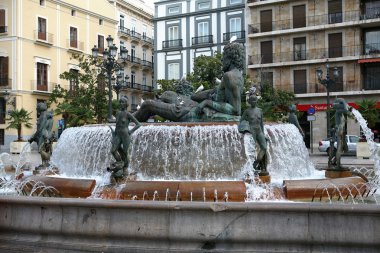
[195, 42, 244, 116]
[329, 98, 351, 169]
[109, 96, 141, 179]
[28, 103, 54, 169]
[134, 41, 244, 123]
[288, 104, 305, 138]
[239, 93, 268, 176]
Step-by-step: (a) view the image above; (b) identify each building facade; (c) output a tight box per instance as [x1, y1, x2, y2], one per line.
[0, 0, 117, 149]
[154, 0, 246, 81]
[112, 0, 155, 112]
[246, 0, 380, 148]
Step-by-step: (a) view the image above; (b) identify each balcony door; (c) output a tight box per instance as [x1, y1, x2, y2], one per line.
[293, 5, 306, 28]
[260, 10, 272, 32]
[70, 27, 78, 48]
[37, 62, 48, 91]
[38, 17, 47, 40]
[328, 0, 342, 24]
[229, 17, 241, 39]
[328, 33, 343, 58]
[294, 37, 306, 61]
[0, 9, 5, 33]
[168, 25, 179, 47]
[294, 69, 307, 94]
[261, 40, 273, 64]
[197, 21, 209, 44]
[0, 56, 8, 87]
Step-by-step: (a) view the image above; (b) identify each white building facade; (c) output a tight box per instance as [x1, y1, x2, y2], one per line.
[154, 0, 245, 81]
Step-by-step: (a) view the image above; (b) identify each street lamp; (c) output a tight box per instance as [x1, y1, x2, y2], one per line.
[113, 73, 130, 100]
[316, 63, 339, 139]
[92, 35, 128, 122]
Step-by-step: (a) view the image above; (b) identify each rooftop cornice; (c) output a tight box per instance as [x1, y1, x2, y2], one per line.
[114, 0, 154, 19]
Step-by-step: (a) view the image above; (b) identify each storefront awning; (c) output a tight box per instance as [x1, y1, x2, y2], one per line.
[358, 58, 380, 63]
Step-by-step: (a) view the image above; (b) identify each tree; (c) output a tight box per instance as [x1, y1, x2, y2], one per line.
[356, 98, 379, 128]
[187, 53, 223, 91]
[6, 108, 33, 141]
[48, 54, 108, 127]
[257, 82, 295, 122]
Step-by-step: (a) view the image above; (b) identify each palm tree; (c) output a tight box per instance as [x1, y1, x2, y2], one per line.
[356, 99, 379, 128]
[6, 108, 33, 141]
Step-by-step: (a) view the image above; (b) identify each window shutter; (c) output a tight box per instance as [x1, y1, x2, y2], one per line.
[329, 66, 343, 92]
[294, 69, 307, 94]
[293, 5, 306, 28]
[261, 41, 273, 64]
[0, 9, 5, 27]
[0, 57, 8, 86]
[260, 10, 272, 32]
[328, 33, 342, 58]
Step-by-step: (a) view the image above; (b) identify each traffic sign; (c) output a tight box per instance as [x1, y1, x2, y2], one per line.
[307, 115, 316, 121]
[307, 107, 315, 115]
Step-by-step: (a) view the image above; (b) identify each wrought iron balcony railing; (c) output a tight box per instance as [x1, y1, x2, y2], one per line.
[118, 26, 131, 36]
[34, 30, 54, 44]
[162, 39, 183, 49]
[141, 85, 153, 92]
[31, 80, 58, 92]
[364, 43, 380, 55]
[248, 45, 362, 65]
[192, 35, 213, 46]
[130, 30, 141, 40]
[142, 34, 154, 45]
[67, 40, 84, 51]
[141, 60, 153, 69]
[223, 31, 245, 42]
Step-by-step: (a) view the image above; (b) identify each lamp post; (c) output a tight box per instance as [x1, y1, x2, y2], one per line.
[92, 35, 128, 122]
[113, 72, 130, 100]
[316, 63, 339, 138]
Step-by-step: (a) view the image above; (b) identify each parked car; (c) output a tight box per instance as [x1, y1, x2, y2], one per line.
[318, 135, 359, 155]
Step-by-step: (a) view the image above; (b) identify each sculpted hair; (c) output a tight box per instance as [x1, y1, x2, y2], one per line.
[223, 42, 245, 71]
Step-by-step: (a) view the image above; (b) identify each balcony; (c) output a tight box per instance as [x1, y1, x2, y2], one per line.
[141, 34, 154, 47]
[364, 43, 380, 55]
[141, 85, 153, 92]
[130, 82, 141, 90]
[31, 80, 58, 93]
[361, 7, 380, 20]
[141, 60, 153, 71]
[223, 31, 245, 42]
[126, 56, 141, 68]
[67, 40, 84, 52]
[162, 39, 183, 50]
[118, 26, 131, 39]
[0, 26, 7, 34]
[0, 78, 11, 89]
[130, 30, 141, 43]
[192, 35, 213, 47]
[248, 45, 361, 66]
[248, 10, 360, 35]
[34, 30, 54, 45]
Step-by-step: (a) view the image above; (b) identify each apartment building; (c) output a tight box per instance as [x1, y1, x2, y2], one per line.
[0, 0, 117, 149]
[247, 0, 380, 147]
[112, 0, 155, 112]
[154, 0, 245, 81]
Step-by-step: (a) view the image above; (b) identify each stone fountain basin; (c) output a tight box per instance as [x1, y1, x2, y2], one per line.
[0, 196, 379, 253]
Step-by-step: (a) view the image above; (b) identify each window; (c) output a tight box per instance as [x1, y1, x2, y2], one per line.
[131, 71, 136, 85]
[98, 35, 104, 53]
[69, 69, 79, 91]
[37, 62, 48, 91]
[198, 1, 210, 9]
[70, 27, 78, 48]
[293, 69, 307, 94]
[71, 9, 76, 16]
[261, 40, 273, 64]
[362, 0, 380, 19]
[168, 63, 180, 80]
[328, 0, 342, 24]
[120, 15, 125, 29]
[229, 17, 241, 40]
[38, 17, 47, 40]
[293, 5, 306, 28]
[40, 0, 45, 6]
[131, 19, 136, 32]
[168, 25, 179, 47]
[143, 74, 147, 86]
[0, 98, 5, 124]
[293, 37, 306, 61]
[260, 10, 272, 32]
[0, 57, 8, 87]
[261, 72, 273, 86]
[364, 63, 380, 90]
[0, 129, 4, 145]
[143, 48, 147, 61]
[168, 6, 180, 14]
[131, 45, 136, 61]
[197, 21, 209, 43]
[0, 9, 6, 33]
[229, 0, 242, 4]
[328, 33, 342, 58]
[142, 24, 147, 38]
[364, 29, 380, 54]
[99, 19, 103, 25]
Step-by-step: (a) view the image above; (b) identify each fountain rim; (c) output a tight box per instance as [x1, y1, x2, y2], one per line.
[1, 196, 379, 213]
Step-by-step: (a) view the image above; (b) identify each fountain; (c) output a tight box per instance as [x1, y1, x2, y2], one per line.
[0, 40, 379, 251]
